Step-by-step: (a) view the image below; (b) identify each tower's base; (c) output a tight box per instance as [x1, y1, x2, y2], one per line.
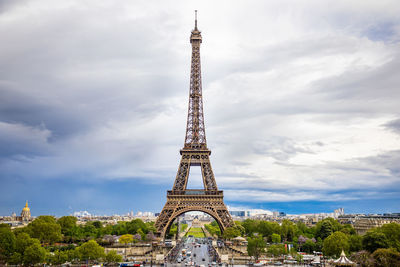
[155, 190, 234, 238]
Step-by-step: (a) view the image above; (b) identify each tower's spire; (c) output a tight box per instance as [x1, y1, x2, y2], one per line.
[195, 10, 198, 30]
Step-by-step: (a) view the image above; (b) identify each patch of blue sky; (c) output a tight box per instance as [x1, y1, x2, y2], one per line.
[363, 21, 397, 42]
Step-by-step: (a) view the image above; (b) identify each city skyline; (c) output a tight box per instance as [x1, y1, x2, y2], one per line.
[1, 0, 400, 216]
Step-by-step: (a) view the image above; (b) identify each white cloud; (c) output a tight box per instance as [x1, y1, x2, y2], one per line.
[1, 0, 400, 207]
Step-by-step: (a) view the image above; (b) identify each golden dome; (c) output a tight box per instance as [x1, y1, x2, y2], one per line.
[22, 201, 30, 212]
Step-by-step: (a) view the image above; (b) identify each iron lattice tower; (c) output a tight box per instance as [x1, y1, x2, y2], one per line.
[155, 12, 234, 238]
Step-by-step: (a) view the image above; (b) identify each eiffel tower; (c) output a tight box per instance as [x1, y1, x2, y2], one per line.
[154, 11, 234, 238]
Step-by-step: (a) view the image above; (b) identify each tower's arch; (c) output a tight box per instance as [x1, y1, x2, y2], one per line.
[155, 190, 234, 239]
[162, 208, 224, 239]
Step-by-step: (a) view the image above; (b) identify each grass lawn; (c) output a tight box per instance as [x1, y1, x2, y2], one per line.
[185, 227, 206, 238]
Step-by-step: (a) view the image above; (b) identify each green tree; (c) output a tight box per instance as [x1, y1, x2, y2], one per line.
[126, 219, 148, 234]
[205, 222, 221, 237]
[29, 216, 62, 244]
[363, 230, 389, 253]
[315, 237, 323, 251]
[57, 216, 78, 235]
[281, 220, 296, 242]
[92, 221, 102, 229]
[49, 250, 70, 265]
[83, 224, 98, 238]
[247, 236, 265, 261]
[112, 222, 128, 235]
[323, 231, 349, 257]
[36, 215, 57, 224]
[7, 252, 22, 265]
[16, 233, 40, 254]
[317, 220, 333, 240]
[340, 224, 356, 235]
[222, 226, 241, 239]
[105, 250, 123, 264]
[146, 221, 157, 234]
[302, 239, 316, 254]
[242, 219, 259, 236]
[234, 222, 246, 236]
[257, 221, 273, 237]
[271, 233, 281, 243]
[372, 248, 400, 267]
[0, 226, 16, 262]
[13, 226, 31, 237]
[119, 234, 134, 246]
[378, 223, 400, 252]
[349, 234, 363, 253]
[268, 244, 286, 257]
[315, 218, 341, 240]
[296, 221, 308, 235]
[77, 240, 105, 262]
[64, 248, 79, 263]
[23, 243, 47, 265]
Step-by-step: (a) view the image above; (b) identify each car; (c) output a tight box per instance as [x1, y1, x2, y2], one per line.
[202, 258, 205, 261]
[194, 253, 196, 257]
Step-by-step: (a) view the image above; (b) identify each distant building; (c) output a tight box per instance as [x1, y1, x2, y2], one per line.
[73, 210, 92, 217]
[192, 218, 201, 227]
[20, 201, 31, 222]
[354, 215, 400, 235]
[334, 208, 344, 218]
[230, 211, 245, 217]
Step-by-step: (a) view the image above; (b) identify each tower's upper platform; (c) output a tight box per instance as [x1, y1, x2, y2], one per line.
[190, 10, 202, 43]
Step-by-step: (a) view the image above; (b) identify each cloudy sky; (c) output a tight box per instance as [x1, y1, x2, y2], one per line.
[1, 0, 400, 216]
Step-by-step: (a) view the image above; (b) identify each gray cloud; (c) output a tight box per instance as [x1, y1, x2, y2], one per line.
[1, 0, 400, 208]
[384, 118, 400, 135]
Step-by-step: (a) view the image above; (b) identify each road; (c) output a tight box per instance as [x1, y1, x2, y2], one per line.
[167, 237, 215, 267]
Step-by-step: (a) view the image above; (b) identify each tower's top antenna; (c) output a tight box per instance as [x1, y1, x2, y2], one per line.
[195, 10, 198, 30]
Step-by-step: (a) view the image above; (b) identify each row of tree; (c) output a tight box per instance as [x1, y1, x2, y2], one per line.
[8, 215, 157, 245]
[205, 218, 400, 264]
[0, 215, 161, 265]
[247, 234, 400, 267]
[0, 224, 122, 265]
[58, 216, 156, 243]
